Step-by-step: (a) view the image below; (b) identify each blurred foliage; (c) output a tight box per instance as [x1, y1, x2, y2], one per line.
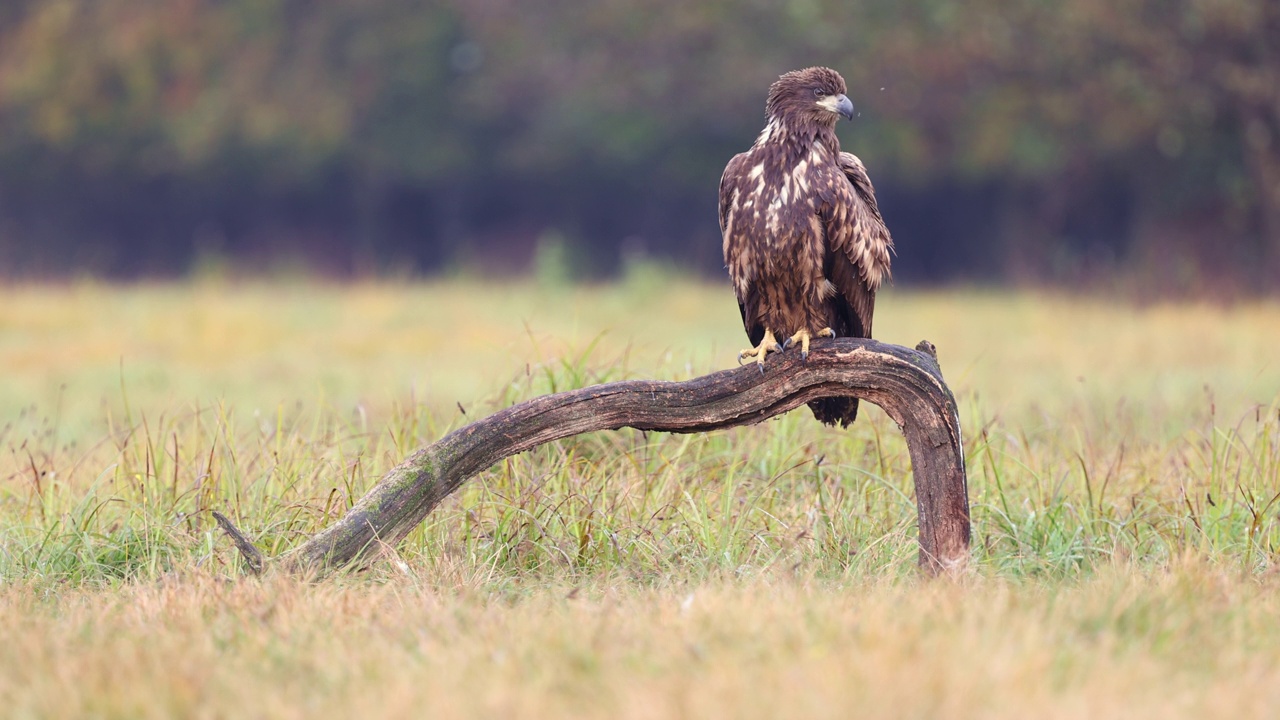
[0, 0, 1277, 285]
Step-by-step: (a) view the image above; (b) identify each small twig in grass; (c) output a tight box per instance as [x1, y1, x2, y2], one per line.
[212, 510, 264, 576]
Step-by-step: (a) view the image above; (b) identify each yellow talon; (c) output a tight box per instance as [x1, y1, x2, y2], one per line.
[738, 329, 782, 369]
[784, 327, 835, 360]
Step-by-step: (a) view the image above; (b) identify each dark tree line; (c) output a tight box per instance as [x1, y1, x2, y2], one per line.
[0, 0, 1276, 288]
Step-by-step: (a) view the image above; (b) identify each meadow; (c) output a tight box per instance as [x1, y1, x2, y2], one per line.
[1, 276, 1279, 718]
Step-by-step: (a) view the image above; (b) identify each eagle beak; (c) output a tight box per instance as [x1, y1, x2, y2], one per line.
[818, 93, 856, 120]
[835, 94, 854, 121]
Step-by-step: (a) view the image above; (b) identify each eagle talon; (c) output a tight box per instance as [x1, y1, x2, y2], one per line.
[738, 329, 782, 369]
[784, 328, 820, 359]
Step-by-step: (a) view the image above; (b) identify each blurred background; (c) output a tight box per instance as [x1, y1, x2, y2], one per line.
[0, 0, 1276, 291]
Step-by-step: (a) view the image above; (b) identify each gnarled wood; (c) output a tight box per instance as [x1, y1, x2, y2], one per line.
[223, 338, 969, 577]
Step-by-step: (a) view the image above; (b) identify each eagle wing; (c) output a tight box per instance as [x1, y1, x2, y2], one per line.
[719, 152, 765, 346]
[824, 152, 893, 339]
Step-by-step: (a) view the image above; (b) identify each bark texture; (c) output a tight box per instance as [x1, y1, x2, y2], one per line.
[236, 338, 969, 576]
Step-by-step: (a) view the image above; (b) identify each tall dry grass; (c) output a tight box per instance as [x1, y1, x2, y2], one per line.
[2, 279, 1276, 582]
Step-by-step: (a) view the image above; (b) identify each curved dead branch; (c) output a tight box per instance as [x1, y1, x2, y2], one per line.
[218, 338, 969, 577]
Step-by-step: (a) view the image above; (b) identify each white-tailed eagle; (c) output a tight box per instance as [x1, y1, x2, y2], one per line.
[719, 67, 894, 427]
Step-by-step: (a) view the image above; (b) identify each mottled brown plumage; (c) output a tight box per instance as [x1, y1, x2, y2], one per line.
[719, 67, 894, 427]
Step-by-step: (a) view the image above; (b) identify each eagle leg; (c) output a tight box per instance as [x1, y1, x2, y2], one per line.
[783, 327, 835, 361]
[738, 329, 783, 371]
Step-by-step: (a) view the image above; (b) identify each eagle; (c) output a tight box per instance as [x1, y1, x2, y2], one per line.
[719, 66, 893, 427]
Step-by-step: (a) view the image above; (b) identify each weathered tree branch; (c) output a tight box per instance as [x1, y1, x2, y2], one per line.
[219, 338, 969, 577]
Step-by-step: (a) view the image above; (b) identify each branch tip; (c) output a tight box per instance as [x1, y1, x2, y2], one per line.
[212, 510, 265, 575]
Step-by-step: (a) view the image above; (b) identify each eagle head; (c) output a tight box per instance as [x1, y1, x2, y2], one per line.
[765, 67, 854, 127]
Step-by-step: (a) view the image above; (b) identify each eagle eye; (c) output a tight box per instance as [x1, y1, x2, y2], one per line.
[813, 88, 826, 98]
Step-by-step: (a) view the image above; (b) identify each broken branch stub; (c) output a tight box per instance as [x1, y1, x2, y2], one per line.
[222, 338, 969, 576]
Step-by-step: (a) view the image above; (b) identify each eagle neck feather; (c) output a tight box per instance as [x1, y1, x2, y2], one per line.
[755, 116, 839, 165]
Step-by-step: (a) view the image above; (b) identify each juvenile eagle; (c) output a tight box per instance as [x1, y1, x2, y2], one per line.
[719, 66, 893, 427]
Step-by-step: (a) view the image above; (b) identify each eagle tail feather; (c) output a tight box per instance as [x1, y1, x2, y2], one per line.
[808, 397, 859, 428]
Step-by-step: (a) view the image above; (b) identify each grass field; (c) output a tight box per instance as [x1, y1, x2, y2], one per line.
[1, 277, 1279, 717]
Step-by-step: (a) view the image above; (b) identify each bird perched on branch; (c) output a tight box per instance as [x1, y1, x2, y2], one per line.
[718, 66, 894, 427]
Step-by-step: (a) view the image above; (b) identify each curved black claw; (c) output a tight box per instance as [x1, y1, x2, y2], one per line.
[782, 337, 795, 350]
[800, 350, 809, 362]
[757, 362, 766, 376]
